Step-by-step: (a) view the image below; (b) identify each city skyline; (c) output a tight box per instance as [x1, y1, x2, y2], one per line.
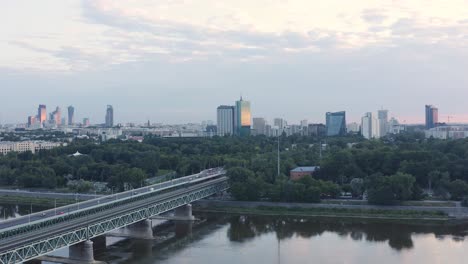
[2, 101, 467, 127]
[2, 1, 468, 124]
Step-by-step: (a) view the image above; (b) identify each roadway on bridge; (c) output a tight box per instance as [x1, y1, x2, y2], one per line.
[0, 168, 224, 230]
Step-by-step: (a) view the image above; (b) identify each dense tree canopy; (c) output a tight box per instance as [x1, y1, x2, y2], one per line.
[0, 132, 468, 203]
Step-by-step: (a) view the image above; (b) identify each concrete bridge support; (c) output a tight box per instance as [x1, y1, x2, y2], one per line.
[129, 219, 154, 239]
[69, 240, 94, 263]
[174, 204, 195, 221]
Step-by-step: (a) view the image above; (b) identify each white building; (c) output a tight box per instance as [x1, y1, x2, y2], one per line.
[425, 125, 468, 139]
[217, 105, 235, 136]
[361, 112, 379, 139]
[388, 118, 405, 134]
[0, 141, 66, 155]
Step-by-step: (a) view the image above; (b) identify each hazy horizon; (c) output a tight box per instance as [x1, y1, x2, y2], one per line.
[2, 1, 468, 125]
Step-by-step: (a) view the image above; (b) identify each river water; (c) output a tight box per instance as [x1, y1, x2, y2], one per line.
[2, 204, 468, 264]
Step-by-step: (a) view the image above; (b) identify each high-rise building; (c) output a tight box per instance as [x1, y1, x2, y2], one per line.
[308, 124, 327, 137]
[326, 111, 347, 136]
[425, 105, 438, 129]
[361, 112, 379, 139]
[83, 118, 90, 127]
[217, 105, 235, 136]
[252, 117, 267, 135]
[37, 104, 47, 125]
[48, 107, 61, 126]
[378, 109, 389, 137]
[105, 105, 114, 127]
[27, 116, 36, 127]
[347, 122, 360, 133]
[274, 118, 286, 130]
[235, 97, 251, 136]
[54, 107, 61, 125]
[68, 106, 75, 126]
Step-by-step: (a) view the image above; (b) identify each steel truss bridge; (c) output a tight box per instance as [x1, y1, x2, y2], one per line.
[0, 168, 228, 264]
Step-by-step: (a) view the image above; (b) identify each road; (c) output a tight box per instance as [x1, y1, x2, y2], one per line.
[0, 175, 228, 253]
[0, 168, 225, 230]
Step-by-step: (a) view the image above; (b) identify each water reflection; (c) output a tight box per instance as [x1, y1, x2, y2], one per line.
[226, 215, 468, 251]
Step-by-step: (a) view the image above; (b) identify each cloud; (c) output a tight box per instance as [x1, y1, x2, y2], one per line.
[362, 9, 387, 24]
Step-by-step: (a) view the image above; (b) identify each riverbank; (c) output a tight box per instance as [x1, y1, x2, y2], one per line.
[0, 195, 75, 206]
[194, 200, 468, 224]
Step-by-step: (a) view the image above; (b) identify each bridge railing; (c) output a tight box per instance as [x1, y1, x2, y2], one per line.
[0, 168, 225, 241]
[0, 177, 230, 264]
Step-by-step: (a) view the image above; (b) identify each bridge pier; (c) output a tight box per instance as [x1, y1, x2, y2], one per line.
[174, 204, 195, 221]
[129, 219, 154, 239]
[69, 240, 94, 263]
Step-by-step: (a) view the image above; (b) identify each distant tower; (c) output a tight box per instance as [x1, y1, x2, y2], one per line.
[217, 105, 235, 136]
[83, 118, 90, 127]
[378, 109, 389, 137]
[37, 104, 47, 125]
[326, 111, 346, 136]
[105, 105, 114, 127]
[425, 105, 438, 129]
[235, 97, 251, 136]
[68, 106, 75, 126]
[54, 107, 61, 125]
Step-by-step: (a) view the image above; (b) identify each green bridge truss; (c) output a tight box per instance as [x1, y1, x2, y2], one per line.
[0, 180, 228, 264]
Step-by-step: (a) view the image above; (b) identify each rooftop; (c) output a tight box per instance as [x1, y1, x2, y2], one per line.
[291, 166, 320, 173]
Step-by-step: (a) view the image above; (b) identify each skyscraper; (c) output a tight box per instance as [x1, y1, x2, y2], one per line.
[361, 112, 379, 139]
[37, 104, 47, 125]
[235, 97, 251, 136]
[217, 105, 235, 136]
[105, 105, 114, 127]
[54, 107, 61, 125]
[425, 105, 438, 129]
[27, 116, 36, 127]
[68, 106, 75, 126]
[378, 109, 389, 137]
[326, 111, 347, 136]
[252, 117, 267, 136]
[83, 118, 90, 127]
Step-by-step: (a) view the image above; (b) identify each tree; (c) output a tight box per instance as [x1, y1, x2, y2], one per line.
[449, 180, 468, 200]
[350, 178, 364, 197]
[389, 172, 415, 201]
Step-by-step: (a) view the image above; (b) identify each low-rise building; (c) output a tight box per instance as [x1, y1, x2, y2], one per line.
[425, 125, 468, 139]
[0, 141, 66, 155]
[290, 166, 320, 181]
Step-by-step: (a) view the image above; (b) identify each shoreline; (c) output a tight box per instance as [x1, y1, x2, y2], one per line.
[194, 200, 468, 225]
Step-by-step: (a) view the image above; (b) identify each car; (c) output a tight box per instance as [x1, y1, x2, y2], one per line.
[133, 191, 138, 195]
[40, 212, 46, 217]
[57, 211, 64, 215]
[150, 188, 154, 191]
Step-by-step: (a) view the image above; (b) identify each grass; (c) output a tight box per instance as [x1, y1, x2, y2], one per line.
[195, 205, 451, 221]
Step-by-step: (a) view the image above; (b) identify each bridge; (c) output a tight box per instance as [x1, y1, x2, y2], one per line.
[0, 168, 229, 264]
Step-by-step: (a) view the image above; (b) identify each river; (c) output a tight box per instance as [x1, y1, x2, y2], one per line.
[2, 203, 468, 264]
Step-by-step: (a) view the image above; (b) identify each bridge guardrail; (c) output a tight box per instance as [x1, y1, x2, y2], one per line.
[0, 168, 225, 241]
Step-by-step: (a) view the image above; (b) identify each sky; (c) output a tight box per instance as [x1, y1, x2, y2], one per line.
[1, 0, 468, 125]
